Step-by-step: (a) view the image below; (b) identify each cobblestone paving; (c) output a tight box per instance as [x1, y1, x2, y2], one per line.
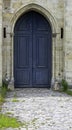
[1, 88, 72, 130]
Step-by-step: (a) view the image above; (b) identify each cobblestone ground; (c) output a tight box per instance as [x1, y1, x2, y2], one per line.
[1, 88, 72, 130]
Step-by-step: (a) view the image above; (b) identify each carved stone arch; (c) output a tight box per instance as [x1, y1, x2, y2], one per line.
[9, 3, 60, 88]
[11, 3, 58, 33]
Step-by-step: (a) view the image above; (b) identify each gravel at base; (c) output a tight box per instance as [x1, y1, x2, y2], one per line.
[1, 88, 72, 130]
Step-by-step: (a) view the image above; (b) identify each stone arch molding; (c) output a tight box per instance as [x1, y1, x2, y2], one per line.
[11, 3, 58, 33]
[9, 3, 59, 88]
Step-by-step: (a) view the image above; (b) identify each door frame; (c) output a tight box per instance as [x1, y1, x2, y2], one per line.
[8, 4, 60, 89]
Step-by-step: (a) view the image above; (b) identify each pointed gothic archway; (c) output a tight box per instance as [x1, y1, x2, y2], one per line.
[9, 4, 58, 89]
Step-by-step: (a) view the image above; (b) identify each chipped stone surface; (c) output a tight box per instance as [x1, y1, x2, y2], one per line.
[1, 88, 72, 130]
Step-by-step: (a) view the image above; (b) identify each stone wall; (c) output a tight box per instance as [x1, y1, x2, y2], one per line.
[2, 0, 68, 86]
[64, 0, 72, 85]
[0, 0, 2, 86]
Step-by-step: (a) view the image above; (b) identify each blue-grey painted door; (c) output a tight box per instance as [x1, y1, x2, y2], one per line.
[14, 11, 52, 88]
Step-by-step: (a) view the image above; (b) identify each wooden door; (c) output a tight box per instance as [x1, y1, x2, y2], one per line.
[14, 11, 52, 88]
